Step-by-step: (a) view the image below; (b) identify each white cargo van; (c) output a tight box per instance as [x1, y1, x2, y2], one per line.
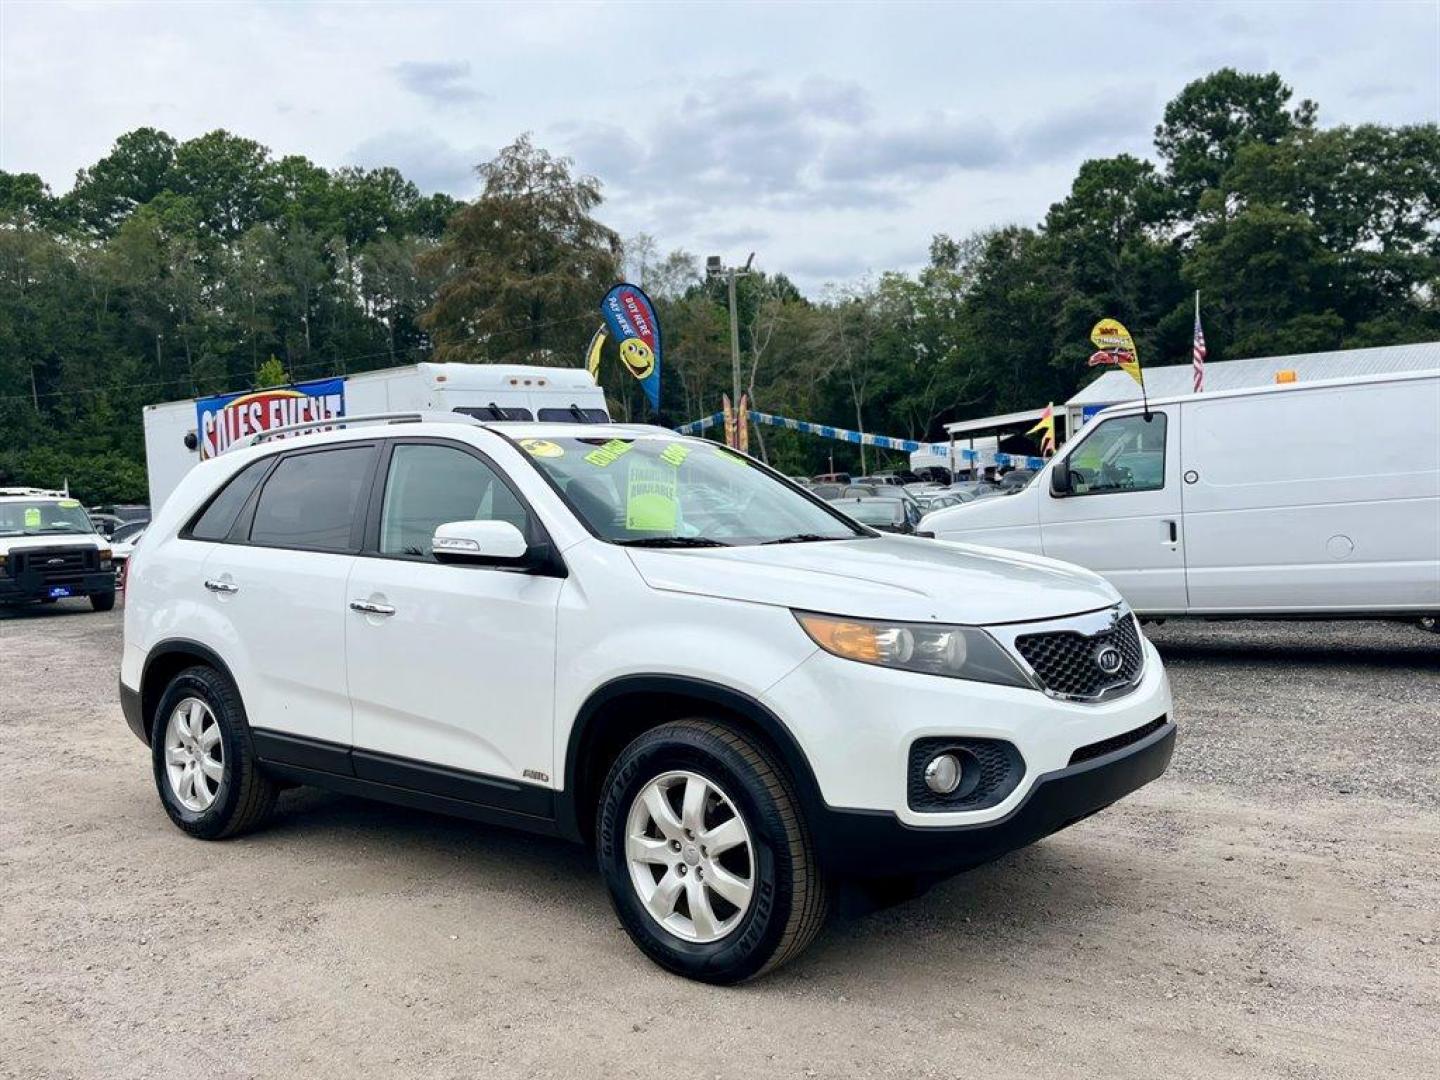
[921, 370, 1440, 622]
[142, 363, 608, 510]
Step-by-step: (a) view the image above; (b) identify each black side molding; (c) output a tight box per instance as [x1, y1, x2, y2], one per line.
[252, 728, 556, 822]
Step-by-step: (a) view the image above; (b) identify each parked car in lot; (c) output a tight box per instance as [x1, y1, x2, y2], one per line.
[0, 488, 116, 610]
[120, 415, 1175, 983]
[841, 484, 922, 511]
[922, 370, 1440, 624]
[916, 491, 969, 513]
[86, 512, 127, 539]
[947, 481, 1001, 500]
[832, 495, 922, 534]
[110, 521, 147, 589]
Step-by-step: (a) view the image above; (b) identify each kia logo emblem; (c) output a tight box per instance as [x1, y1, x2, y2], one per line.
[1094, 645, 1124, 675]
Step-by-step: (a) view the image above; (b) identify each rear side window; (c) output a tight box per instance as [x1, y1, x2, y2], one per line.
[378, 444, 528, 558]
[189, 458, 271, 540]
[249, 446, 376, 552]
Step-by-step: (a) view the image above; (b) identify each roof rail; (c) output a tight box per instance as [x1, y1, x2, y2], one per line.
[238, 411, 483, 450]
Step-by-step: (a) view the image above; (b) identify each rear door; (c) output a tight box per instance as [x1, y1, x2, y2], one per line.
[199, 442, 378, 746]
[344, 438, 562, 800]
[1038, 409, 1187, 613]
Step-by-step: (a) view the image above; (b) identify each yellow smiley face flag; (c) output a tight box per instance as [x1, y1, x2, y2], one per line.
[1088, 318, 1144, 387]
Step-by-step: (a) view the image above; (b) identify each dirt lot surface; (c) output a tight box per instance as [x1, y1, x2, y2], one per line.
[2, 604, 1437, 1080]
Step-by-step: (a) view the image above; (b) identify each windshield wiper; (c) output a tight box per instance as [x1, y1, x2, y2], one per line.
[759, 533, 852, 545]
[614, 536, 731, 548]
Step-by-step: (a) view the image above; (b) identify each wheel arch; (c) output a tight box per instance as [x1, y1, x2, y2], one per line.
[558, 675, 826, 846]
[139, 639, 241, 744]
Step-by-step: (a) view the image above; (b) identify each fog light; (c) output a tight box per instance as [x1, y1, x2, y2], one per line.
[924, 753, 962, 795]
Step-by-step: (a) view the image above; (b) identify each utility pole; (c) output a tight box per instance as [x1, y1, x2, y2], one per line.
[707, 252, 755, 447]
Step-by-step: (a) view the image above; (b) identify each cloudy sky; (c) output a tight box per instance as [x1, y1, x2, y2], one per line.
[2, 0, 1437, 293]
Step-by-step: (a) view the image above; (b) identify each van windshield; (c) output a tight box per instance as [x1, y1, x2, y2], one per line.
[0, 499, 97, 537]
[517, 436, 868, 546]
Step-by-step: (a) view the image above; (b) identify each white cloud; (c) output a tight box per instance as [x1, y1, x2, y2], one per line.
[2, 0, 1435, 294]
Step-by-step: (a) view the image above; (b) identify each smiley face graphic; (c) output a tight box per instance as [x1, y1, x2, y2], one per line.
[618, 337, 655, 379]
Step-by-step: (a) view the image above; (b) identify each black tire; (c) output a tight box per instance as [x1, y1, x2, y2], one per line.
[90, 591, 116, 612]
[596, 719, 828, 984]
[151, 665, 278, 840]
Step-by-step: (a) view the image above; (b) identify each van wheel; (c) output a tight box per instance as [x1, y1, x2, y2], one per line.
[90, 591, 116, 612]
[596, 720, 829, 984]
[151, 665, 278, 839]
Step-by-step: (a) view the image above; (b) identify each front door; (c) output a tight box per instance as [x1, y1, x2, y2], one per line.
[345, 440, 563, 794]
[1038, 410, 1187, 614]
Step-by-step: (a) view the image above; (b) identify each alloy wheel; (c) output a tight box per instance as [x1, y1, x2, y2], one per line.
[625, 770, 755, 943]
[163, 697, 223, 812]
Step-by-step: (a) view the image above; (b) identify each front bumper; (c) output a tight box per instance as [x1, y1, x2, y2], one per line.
[0, 571, 115, 602]
[812, 718, 1175, 878]
[762, 635, 1172, 825]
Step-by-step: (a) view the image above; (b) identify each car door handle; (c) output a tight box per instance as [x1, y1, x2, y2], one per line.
[203, 578, 239, 594]
[1164, 520, 1178, 544]
[349, 600, 396, 616]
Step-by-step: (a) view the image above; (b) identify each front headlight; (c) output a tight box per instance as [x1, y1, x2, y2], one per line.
[793, 611, 1034, 689]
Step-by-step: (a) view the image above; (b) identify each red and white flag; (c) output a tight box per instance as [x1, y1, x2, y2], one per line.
[1192, 291, 1207, 393]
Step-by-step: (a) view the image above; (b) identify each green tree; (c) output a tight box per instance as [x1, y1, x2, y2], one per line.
[420, 135, 621, 364]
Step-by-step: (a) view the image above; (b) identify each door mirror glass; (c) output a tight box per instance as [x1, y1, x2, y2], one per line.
[432, 520, 529, 564]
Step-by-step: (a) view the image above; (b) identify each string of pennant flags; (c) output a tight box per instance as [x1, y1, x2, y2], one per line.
[673, 409, 1049, 471]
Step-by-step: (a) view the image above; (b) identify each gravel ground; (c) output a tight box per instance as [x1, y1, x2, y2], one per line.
[2, 604, 1437, 1080]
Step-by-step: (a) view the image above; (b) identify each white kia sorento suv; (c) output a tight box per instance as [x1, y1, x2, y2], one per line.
[120, 414, 1174, 983]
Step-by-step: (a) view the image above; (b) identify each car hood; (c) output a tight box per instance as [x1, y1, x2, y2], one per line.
[0, 534, 106, 554]
[625, 535, 1118, 625]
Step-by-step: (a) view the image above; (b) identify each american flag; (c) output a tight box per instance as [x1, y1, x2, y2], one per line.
[1192, 292, 1206, 393]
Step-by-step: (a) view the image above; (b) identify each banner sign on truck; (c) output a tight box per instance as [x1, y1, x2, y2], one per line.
[195, 378, 346, 459]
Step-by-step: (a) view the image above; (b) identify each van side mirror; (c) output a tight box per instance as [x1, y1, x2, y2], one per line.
[1049, 466, 1073, 497]
[432, 520, 529, 565]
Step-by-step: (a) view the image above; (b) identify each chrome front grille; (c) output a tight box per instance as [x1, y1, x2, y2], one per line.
[991, 605, 1145, 703]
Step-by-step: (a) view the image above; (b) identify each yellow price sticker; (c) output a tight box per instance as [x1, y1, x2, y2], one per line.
[24, 508, 41, 528]
[520, 439, 565, 458]
[659, 444, 691, 468]
[585, 439, 634, 468]
[59, 498, 81, 508]
[625, 460, 678, 532]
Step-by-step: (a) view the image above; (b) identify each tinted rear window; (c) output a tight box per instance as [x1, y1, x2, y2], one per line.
[452, 405, 533, 421]
[189, 458, 272, 541]
[536, 407, 609, 423]
[248, 446, 375, 551]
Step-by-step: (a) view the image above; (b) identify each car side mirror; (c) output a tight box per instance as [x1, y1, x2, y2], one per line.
[1049, 466, 1072, 497]
[432, 520, 529, 565]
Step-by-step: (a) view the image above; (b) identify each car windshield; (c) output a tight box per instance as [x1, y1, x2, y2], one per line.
[0, 499, 97, 537]
[518, 436, 867, 546]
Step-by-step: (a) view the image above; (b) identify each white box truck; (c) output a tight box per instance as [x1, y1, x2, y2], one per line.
[920, 369, 1440, 624]
[142, 363, 609, 511]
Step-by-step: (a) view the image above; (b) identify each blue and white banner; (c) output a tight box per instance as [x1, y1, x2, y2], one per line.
[673, 410, 1047, 470]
